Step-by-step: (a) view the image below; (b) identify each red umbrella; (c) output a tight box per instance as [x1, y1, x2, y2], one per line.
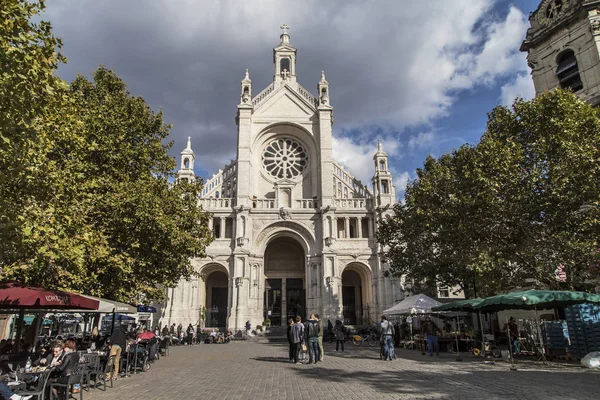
[138, 331, 156, 340]
[0, 282, 100, 310]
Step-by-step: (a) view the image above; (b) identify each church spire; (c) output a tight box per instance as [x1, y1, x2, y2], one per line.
[239, 68, 252, 106]
[273, 24, 297, 84]
[177, 137, 195, 183]
[372, 140, 394, 206]
[280, 24, 290, 44]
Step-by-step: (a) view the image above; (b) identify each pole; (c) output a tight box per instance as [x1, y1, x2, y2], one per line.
[455, 314, 462, 361]
[110, 307, 116, 336]
[506, 317, 517, 370]
[32, 312, 43, 352]
[13, 309, 25, 355]
[478, 311, 486, 359]
[534, 306, 548, 365]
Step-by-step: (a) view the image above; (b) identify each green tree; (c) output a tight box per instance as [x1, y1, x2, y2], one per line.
[378, 90, 600, 296]
[1, 1, 213, 302]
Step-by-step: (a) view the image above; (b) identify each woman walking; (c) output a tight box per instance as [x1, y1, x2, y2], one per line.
[287, 319, 295, 362]
[334, 319, 346, 352]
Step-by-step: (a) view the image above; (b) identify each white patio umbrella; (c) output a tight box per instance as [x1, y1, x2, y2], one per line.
[383, 294, 442, 316]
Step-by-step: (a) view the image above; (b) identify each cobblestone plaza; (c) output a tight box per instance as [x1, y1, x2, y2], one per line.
[84, 341, 598, 400]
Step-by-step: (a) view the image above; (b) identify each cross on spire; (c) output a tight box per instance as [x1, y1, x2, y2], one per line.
[280, 24, 289, 34]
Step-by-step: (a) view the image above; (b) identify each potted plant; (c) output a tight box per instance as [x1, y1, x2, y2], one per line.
[264, 319, 271, 328]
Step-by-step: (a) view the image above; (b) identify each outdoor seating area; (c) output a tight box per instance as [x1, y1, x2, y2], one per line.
[0, 282, 174, 399]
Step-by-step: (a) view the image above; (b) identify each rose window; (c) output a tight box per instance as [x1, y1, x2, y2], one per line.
[262, 138, 308, 179]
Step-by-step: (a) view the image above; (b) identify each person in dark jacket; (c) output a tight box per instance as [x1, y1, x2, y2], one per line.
[421, 316, 442, 356]
[334, 320, 346, 352]
[108, 326, 127, 380]
[290, 316, 305, 364]
[306, 314, 320, 364]
[286, 319, 295, 362]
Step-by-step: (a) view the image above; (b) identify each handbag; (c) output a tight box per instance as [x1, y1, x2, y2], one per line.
[301, 343, 307, 352]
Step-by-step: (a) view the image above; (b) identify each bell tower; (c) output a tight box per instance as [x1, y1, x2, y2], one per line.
[372, 140, 395, 207]
[177, 136, 196, 183]
[521, 0, 600, 105]
[273, 24, 297, 85]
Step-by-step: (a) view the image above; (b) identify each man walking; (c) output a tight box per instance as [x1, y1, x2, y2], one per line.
[422, 316, 442, 356]
[379, 316, 395, 361]
[290, 316, 305, 364]
[306, 314, 320, 364]
[315, 314, 324, 361]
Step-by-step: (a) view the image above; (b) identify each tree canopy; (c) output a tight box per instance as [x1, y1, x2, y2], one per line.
[377, 90, 600, 297]
[1, 0, 213, 302]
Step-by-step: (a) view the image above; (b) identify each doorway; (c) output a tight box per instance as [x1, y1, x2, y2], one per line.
[265, 279, 282, 326]
[205, 271, 228, 328]
[263, 236, 306, 327]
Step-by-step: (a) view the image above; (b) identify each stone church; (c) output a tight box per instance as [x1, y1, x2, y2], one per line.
[159, 26, 403, 331]
[521, 0, 600, 104]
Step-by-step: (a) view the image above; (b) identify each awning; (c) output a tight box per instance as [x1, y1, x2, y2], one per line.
[0, 282, 99, 310]
[80, 295, 137, 314]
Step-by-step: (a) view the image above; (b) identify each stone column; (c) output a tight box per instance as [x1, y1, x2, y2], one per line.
[344, 217, 350, 239]
[357, 217, 363, 239]
[368, 216, 373, 238]
[220, 217, 226, 239]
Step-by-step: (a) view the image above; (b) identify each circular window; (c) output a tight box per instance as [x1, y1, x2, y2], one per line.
[262, 138, 308, 179]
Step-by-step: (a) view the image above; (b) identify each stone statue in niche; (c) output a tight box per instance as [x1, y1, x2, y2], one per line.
[279, 207, 291, 220]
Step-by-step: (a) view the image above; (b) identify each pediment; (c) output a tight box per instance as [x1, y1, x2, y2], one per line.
[274, 44, 296, 52]
[274, 178, 297, 187]
[253, 85, 315, 118]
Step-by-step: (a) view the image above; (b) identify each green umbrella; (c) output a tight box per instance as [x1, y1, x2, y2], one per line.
[473, 289, 600, 367]
[473, 290, 600, 312]
[432, 298, 483, 312]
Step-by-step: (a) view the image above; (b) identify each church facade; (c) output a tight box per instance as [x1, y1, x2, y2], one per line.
[159, 27, 402, 331]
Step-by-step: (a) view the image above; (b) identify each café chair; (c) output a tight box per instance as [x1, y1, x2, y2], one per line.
[50, 364, 87, 400]
[97, 355, 115, 391]
[16, 369, 52, 400]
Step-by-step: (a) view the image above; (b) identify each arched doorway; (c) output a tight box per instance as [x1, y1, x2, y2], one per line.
[264, 236, 305, 326]
[205, 270, 228, 328]
[341, 263, 372, 326]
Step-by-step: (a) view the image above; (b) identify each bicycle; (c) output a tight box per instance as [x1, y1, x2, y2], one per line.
[352, 331, 379, 347]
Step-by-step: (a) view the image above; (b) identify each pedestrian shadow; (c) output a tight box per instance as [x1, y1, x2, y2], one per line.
[251, 356, 291, 363]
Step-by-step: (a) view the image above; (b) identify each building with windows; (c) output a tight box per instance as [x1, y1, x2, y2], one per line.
[521, 0, 600, 105]
[159, 27, 402, 331]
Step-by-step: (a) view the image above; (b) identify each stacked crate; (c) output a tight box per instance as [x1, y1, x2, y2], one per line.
[565, 304, 600, 359]
[542, 321, 568, 357]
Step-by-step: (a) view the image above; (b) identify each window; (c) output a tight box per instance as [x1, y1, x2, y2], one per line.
[438, 287, 450, 298]
[215, 191, 219, 198]
[556, 50, 583, 92]
[379, 160, 386, 171]
[262, 138, 308, 179]
[280, 58, 290, 74]
[184, 158, 189, 168]
[344, 187, 348, 198]
[381, 180, 389, 194]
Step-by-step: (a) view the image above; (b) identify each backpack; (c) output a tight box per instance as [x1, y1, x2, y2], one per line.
[308, 321, 319, 338]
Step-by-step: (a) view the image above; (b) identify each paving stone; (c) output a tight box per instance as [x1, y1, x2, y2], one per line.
[82, 341, 600, 400]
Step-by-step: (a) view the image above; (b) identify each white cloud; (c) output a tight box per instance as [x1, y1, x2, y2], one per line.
[43, 0, 534, 173]
[393, 170, 411, 198]
[500, 73, 536, 106]
[332, 134, 400, 188]
[408, 132, 435, 150]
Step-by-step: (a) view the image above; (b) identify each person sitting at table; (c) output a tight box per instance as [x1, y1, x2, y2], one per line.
[50, 339, 80, 398]
[0, 381, 33, 400]
[34, 342, 64, 368]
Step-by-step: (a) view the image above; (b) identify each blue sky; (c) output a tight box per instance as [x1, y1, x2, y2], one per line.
[44, 0, 543, 198]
